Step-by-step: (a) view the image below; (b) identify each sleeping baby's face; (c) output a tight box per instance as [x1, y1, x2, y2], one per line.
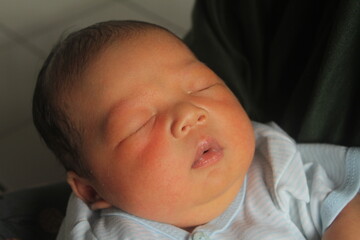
[66, 29, 255, 229]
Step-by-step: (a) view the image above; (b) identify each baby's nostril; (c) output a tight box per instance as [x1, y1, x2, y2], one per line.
[181, 126, 188, 132]
[198, 115, 206, 122]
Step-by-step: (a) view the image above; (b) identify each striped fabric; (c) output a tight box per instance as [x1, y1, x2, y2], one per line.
[57, 122, 360, 240]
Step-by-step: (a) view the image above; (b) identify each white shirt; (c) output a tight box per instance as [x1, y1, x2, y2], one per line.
[57, 122, 360, 240]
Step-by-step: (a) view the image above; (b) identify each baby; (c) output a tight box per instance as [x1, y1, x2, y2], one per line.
[32, 20, 359, 239]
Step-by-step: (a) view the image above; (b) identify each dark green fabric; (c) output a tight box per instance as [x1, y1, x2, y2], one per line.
[185, 0, 360, 146]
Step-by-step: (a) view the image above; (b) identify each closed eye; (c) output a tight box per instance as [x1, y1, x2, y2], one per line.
[117, 115, 155, 146]
[193, 83, 221, 93]
[132, 115, 155, 135]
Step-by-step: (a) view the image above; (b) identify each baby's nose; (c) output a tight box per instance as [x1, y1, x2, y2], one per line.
[170, 103, 208, 139]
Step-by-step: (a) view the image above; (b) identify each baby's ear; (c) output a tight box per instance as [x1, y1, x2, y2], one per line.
[67, 171, 112, 210]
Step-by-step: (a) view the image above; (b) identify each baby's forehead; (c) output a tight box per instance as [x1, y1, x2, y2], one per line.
[88, 29, 189, 70]
[74, 27, 196, 94]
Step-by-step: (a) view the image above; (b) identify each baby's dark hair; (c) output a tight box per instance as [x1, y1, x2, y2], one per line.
[32, 20, 170, 178]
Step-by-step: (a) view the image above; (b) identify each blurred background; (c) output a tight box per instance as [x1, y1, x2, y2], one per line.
[0, 0, 195, 193]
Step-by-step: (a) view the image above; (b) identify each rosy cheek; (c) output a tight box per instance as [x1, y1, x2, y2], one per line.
[143, 131, 167, 158]
[118, 126, 172, 182]
[138, 136, 188, 196]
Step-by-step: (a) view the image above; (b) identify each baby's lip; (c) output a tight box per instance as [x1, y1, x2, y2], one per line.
[192, 137, 224, 169]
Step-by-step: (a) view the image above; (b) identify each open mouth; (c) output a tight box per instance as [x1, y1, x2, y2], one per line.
[192, 138, 224, 169]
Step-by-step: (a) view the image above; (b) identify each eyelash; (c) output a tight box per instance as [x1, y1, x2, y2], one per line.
[115, 115, 155, 148]
[190, 83, 218, 94]
[128, 115, 155, 138]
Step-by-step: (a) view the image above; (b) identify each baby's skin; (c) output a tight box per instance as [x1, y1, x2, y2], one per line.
[66, 28, 255, 230]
